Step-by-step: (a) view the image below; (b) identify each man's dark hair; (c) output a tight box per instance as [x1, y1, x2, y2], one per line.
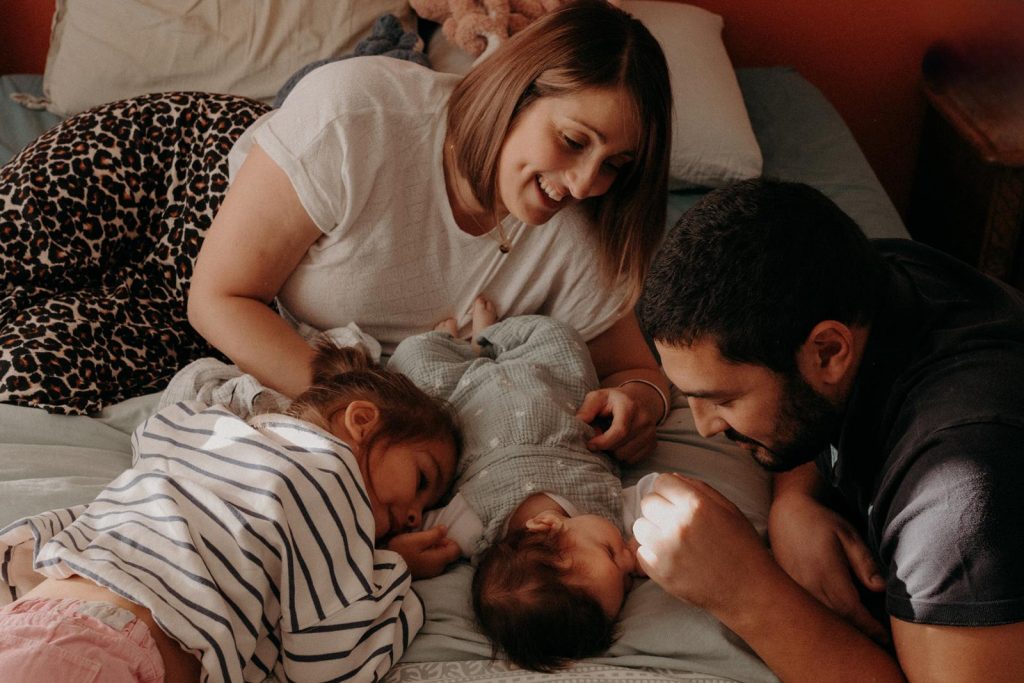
[472, 527, 617, 672]
[637, 178, 884, 373]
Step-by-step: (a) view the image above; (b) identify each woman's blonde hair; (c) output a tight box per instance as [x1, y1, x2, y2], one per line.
[446, 0, 672, 299]
[288, 340, 460, 457]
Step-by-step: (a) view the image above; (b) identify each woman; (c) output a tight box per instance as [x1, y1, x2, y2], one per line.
[1, 1, 671, 461]
[190, 0, 672, 462]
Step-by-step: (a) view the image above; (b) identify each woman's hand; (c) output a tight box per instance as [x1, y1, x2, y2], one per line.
[769, 487, 888, 643]
[576, 384, 660, 463]
[584, 312, 669, 464]
[386, 526, 461, 579]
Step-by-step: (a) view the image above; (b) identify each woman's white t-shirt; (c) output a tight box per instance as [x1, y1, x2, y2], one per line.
[229, 57, 629, 354]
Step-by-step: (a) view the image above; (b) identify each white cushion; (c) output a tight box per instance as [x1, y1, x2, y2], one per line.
[41, 0, 414, 116]
[427, 1, 762, 189]
[624, 1, 762, 189]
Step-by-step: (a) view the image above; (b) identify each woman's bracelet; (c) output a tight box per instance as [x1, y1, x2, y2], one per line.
[618, 378, 670, 425]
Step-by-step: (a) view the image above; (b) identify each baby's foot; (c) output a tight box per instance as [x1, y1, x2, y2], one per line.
[471, 296, 498, 334]
[471, 296, 497, 353]
[435, 317, 458, 337]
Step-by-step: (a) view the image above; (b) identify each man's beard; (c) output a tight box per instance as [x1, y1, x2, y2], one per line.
[726, 373, 843, 472]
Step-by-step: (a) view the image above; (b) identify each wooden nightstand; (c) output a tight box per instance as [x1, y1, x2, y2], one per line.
[908, 46, 1024, 290]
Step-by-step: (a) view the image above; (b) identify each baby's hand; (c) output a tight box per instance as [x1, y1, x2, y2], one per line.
[627, 536, 647, 578]
[387, 526, 462, 579]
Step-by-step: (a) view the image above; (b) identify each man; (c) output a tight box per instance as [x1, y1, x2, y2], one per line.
[635, 178, 1024, 681]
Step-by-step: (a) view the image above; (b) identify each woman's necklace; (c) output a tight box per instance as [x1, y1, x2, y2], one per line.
[446, 143, 512, 255]
[469, 213, 512, 254]
[494, 221, 512, 254]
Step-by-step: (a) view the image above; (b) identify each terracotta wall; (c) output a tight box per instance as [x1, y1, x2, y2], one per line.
[0, 0, 54, 75]
[2, 0, 1022, 216]
[684, 0, 1024, 216]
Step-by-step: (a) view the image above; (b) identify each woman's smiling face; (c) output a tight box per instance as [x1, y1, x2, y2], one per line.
[495, 85, 638, 226]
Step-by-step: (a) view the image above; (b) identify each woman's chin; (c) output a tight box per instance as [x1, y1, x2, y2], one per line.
[514, 204, 558, 227]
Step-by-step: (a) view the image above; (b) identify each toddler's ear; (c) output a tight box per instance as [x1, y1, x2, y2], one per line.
[524, 511, 563, 533]
[339, 400, 380, 444]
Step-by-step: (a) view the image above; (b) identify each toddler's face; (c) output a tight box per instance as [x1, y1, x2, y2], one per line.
[363, 436, 457, 541]
[558, 514, 638, 618]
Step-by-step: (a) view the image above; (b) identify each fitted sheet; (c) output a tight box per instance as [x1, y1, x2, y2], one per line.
[664, 67, 907, 240]
[0, 74, 62, 165]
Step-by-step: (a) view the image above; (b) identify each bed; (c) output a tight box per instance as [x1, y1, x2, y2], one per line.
[0, 2, 908, 682]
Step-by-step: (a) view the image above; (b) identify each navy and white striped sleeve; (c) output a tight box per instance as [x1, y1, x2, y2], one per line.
[280, 550, 425, 681]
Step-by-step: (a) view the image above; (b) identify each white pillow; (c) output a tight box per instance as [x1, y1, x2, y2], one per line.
[427, 1, 762, 189]
[624, 1, 762, 189]
[41, 0, 414, 116]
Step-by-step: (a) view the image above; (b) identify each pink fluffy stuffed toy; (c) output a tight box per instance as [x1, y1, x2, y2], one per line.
[411, 0, 618, 64]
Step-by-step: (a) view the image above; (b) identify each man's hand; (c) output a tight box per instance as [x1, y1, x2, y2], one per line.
[769, 490, 888, 643]
[632, 473, 773, 614]
[386, 526, 461, 579]
[634, 474, 908, 682]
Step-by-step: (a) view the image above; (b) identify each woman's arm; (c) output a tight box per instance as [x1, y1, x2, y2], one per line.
[578, 312, 670, 463]
[188, 144, 324, 398]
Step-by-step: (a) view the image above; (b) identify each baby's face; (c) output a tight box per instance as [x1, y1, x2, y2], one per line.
[560, 514, 638, 618]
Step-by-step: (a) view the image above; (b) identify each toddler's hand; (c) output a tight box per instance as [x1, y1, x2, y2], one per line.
[387, 526, 461, 579]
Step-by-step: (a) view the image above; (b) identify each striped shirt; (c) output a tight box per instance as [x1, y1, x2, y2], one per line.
[0, 401, 422, 682]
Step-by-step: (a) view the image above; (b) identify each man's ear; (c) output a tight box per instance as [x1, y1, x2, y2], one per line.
[525, 511, 564, 533]
[796, 321, 856, 391]
[336, 400, 380, 445]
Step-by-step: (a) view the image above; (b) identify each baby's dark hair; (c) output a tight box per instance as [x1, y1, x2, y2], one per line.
[288, 339, 460, 457]
[472, 526, 617, 672]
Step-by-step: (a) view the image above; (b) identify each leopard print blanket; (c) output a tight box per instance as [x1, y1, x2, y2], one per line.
[0, 92, 270, 414]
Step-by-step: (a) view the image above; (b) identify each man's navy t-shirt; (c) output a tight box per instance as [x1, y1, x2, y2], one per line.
[819, 239, 1024, 626]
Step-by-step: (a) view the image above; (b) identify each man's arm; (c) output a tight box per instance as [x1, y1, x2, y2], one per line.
[635, 473, 906, 682]
[892, 620, 1024, 683]
[770, 462, 888, 642]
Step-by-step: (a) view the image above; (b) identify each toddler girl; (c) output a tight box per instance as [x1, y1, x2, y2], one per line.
[0, 342, 459, 682]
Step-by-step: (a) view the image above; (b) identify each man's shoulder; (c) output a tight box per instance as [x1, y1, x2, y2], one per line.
[899, 345, 1024, 425]
[873, 238, 1024, 318]
[865, 239, 1024, 432]
[878, 417, 1024, 625]
[878, 348, 1024, 505]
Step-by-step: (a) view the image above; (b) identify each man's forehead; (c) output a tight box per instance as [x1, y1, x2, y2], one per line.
[654, 339, 754, 395]
[654, 338, 728, 371]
